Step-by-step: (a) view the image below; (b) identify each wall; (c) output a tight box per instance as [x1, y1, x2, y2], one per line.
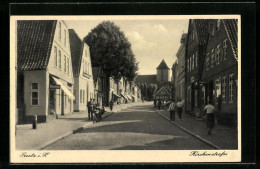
[23, 70, 48, 117]
[157, 69, 170, 83]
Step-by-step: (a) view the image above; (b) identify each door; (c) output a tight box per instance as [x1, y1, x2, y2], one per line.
[61, 90, 64, 116]
[208, 81, 214, 103]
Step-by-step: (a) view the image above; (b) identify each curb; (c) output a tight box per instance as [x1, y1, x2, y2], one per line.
[154, 108, 222, 150]
[38, 104, 136, 150]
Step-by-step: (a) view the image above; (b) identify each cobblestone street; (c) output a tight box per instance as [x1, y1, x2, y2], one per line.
[44, 104, 213, 150]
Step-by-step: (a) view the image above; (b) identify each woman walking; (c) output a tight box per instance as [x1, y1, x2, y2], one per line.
[168, 100, 176, 121]
[204, 101, 216, 135]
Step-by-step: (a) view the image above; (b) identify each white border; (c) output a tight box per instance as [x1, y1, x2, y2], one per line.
[10, 15, 241, 163]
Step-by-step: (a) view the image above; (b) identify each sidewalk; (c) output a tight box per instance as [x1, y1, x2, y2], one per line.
[155, 107, 238, 149]
[15, 101, 144, 150]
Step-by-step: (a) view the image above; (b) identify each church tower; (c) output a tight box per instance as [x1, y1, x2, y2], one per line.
[156, 59, 170, 83]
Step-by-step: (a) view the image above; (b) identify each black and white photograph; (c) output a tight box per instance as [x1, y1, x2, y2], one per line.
[10, 15, 241, 163]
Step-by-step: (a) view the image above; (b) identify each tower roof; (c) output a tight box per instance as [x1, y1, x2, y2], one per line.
[156, 59, 170, 70]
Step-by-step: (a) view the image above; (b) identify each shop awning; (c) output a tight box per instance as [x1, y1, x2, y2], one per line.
[52, 77, 75, 100]
[126, 95, 132, 100]
[113, 93, 121, 98]
[120, 93, 127, 99]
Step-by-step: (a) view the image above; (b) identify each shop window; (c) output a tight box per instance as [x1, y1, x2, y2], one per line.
[31, 83, 39, 106]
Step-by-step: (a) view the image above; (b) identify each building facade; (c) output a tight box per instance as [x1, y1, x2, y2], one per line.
[176, 33, 187, 106]
[171, 62, 178, 102]
[69, 29, 94, 112]
[92, 67, 103, 107]
[200, 19, 238, 126]
[17, 20, 75, 123]
[185, 19, 210, 115]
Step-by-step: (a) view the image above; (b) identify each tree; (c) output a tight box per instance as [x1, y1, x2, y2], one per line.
[83, 21, 138, 81]
[147, 84, 158, 100]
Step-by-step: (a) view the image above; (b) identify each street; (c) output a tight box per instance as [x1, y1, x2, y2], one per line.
[44, 104, 213, 150]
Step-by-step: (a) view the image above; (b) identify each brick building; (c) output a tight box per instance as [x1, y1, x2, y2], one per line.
[200, 19, 238, 126]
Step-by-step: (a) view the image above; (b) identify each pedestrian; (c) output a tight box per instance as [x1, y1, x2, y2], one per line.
[168, 100, 176, 121]
[142, 97, 144, 103]
[87, 99, 92, 121]
[90, 99, 94, 121]
[109, 99, 114, 111]
[204, 100, 216, 135]
[176, 99, 183, 120]
[158, 100, 162, 110]
[153, 99, 157, 108]
[162, 100, 164, 110]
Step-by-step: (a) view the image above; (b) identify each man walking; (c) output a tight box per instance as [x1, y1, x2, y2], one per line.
[87, 99, 92, 121]
[204, 100, 216, 135]
[153, 99, 157, 108]
[109, 99, 114, 111]
[176, 99, 183, 120]
[168, 100, 176, 121]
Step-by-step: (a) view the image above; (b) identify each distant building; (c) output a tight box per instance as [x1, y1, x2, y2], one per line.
[17, 20, 75, 123]
[154, 86, 172, 101]
[135, 59, 172, 100]
[171, 62, 178, 102]
[69, 29, 94, 112]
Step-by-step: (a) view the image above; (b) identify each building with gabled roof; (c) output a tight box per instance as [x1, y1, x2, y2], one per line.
[200, 19, 238, 126]
[92, 67, 103, 107]
[69, 29, 94, 112]
[185, 19, 210, 115]
[17, 20, 75, 123]
[135, 59, 172, 101]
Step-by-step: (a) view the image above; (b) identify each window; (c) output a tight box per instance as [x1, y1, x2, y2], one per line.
[229, 74, 234, 103]
[222, 77, 226, 103]
[192, 54, 195, 70]
[80, 90, 82, 103]
[67, 58, 69, 74]
[187, 59, 189, 72]
[195, 51, 198, 67]
[58, 22, 61, 41]
[85, 48, 88, 58]
[64, 55, 66, 72]
[216, 44, 220, 64]
[64, 30, 66, 47]
[216, 19, 221, 31]
[88, 62, 90, 74]
[189, 57, 192, 72]
[211, 49, 215, 68]
[206, 53, 210, 70]
[31, 83, 39, 106]
[83, 90, 85, 103]
[54, 46, 57, 67]
[223, 39, 227, 60]
[58, 50, 61, 69]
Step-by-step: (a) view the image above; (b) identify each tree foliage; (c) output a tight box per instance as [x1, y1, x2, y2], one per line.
[83, 21, 138, 81]
[147, 84, 158, 100]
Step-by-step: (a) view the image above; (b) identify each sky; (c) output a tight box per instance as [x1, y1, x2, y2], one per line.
[66, 19, 189, 76]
